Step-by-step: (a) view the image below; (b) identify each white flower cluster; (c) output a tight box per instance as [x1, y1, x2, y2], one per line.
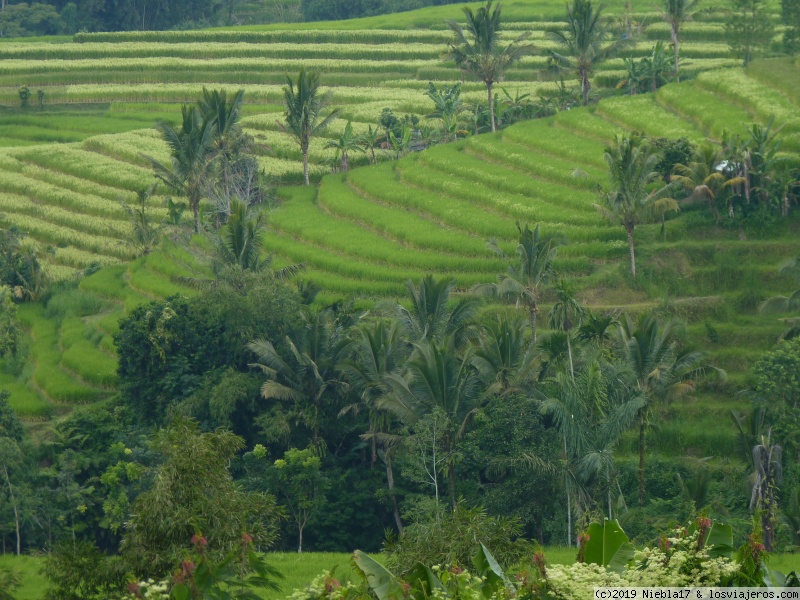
[126, 578, 171, 599]
[546, 529, 740, 598]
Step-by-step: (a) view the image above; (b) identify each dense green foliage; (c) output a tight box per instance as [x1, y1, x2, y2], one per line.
[0, 0, 799, 595]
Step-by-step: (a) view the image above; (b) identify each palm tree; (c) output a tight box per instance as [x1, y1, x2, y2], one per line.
[663, 0, 701, 81]
[594, 134, 679, 277]
[615, 313, 722, 506]
[248, 309, 349, 453]
[147, 104, 216, 232]
[359, 125, 384, 165]
[199, 88, 243, 184]
[476, 223, 562, 343]
[214, 197, 266, 271]
[380, 337, 483, 509]
[760, 257, 800, 340]
[324, 121, 363, 172]
[397, 275, 480, 347]
[446, 0, 534, 132]
[671, 143, 738, 223]
[120, 184, 162, 257]
[338, 319, 408, 532]
[547, 0, 632, 106]
[472, 314, 541, 397]
[548, 279, 586, 380]
[541, 362, 643, 544]
[280, 68, 340, 186]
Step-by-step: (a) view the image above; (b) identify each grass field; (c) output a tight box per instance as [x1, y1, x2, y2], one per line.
[1, 548, 796, 599]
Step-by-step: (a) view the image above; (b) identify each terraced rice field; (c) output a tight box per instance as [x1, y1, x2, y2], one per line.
[0, 0, 797, 443]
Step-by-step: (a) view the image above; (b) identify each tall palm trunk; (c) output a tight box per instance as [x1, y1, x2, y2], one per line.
[2, 465, 20, 556]
[638, 418, 646, 507]
[626, 224, 636, 277]
[302, 150, 310, 186]
[671, 24, 680, 81]
[567, 335, 574, 380]
[487, 81, 496, 133]
[385, 453, 403, 533]
[448, 462, 457, 510]
[529, 304, 538, 343]
[564, 435, 572, 547]
[580, 67, 590, 106]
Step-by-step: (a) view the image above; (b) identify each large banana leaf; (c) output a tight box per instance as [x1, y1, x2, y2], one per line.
[705, 522, 734, 559]
[472, 543, 511, 597]
[687, 520, 734, 558]
[352, 551, 405, 600]
[406, 562, 445, 600]
[583, 520, 635, 573]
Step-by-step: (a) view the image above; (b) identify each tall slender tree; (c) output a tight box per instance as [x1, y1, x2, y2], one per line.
[380, 337, 483, 509]
[147, 104, 216, 233]
[477, 223, 562, 342]
[446, 0, 534, 132]
[338, 319, 408, 533]
[615, 313, 721, 506]
[663, 0, 701, 81]
[595, 134, 679, 277]
[547, 0, 631, 106]
[548, 279, 585, 381]
[280, 68, 339, 186]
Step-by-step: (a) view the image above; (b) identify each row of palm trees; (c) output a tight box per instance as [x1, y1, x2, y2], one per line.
[448, 0, 702, 120]
[246, 226, 720, 542]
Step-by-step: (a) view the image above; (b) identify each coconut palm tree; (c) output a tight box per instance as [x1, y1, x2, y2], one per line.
[547, 0, 632, 106]
[548, 279, 586, 380]
[214, 197, 266, 271]
[663, 0, 701, 81]
[359, 125, 384, 165]
[324, 121, 363, 172]
[281, 68, 340, 186]
[541, 362, 643, 544]
[398, 275, 480, 347]
[472, 314, 541, 397]
[595, 134, 679, 277]
[380, 336, 483, 509]
[476, 223, 562, 343]
[147, 104, 216, 232]
[671, 143, 738, 223]
[248, 309, 350, 453]
[338, 319, 408, 532]
[446, 0, 534, 132]
[615, 313, 722, 506]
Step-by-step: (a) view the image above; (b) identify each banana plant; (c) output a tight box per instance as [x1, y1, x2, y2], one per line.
[353, 544, 510, 600]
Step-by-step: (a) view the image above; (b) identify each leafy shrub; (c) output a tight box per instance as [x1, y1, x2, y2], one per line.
[42, 540, 128, 600]
[383, 504, 532, 576]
